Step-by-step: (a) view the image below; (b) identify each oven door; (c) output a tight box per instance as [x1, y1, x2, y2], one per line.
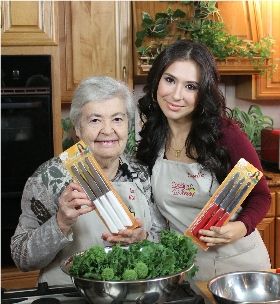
[1, 92, 54, 266]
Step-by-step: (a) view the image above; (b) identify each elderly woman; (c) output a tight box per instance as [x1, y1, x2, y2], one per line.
[11, 76, 166, 285]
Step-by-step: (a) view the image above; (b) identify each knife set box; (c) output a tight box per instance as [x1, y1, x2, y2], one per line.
[185, 158, 263, 250]
[60, 140, 138, 234]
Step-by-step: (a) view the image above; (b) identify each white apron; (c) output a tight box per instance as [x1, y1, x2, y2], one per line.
[39, 178, 152, 285]
[151, 155, 271, 281]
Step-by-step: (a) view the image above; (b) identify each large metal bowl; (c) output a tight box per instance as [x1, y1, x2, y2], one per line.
[61, 248, 194, 304]
[208, 271, 280, 304]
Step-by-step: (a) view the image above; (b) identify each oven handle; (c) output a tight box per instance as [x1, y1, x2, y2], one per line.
[1, 101, 42, 109]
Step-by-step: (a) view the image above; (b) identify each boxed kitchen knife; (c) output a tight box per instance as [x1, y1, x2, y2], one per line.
[185, 158, 263, 250]
[60, 140, 138, 234]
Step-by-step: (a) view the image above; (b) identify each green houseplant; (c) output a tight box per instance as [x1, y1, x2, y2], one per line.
[135, 1, 274, 74]
[61, 117, 76, 151]
[230, 105, 273, 150]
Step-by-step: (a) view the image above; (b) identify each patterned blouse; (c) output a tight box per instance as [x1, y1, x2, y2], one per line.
[11, 154, 167, 271]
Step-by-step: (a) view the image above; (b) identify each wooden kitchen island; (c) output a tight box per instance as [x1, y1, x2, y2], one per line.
[192, 280, 215, 303]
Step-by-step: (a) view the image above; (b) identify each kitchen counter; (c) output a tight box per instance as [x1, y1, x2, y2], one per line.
[264, 170, 280, 187]
[191, 280, 215, 304]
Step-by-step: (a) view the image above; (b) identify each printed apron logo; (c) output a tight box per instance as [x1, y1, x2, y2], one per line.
[128, 187, 136, 201]
[171, 181, 196, 197]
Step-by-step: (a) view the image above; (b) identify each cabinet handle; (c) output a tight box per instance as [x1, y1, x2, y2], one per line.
[122, 66, 127, 83]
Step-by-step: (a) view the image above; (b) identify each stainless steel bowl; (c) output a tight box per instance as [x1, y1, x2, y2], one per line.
[61, 249, 194, 304]
[208, 271, 280, 304]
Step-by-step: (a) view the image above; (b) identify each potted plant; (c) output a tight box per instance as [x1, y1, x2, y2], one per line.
[61, 117, 76, 151]
[135, 1, 274, 74]
[230, 105, 274, 151]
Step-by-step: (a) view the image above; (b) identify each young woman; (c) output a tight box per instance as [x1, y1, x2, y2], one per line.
[11, 76, 166, 284]
[136, 40, 271, 280]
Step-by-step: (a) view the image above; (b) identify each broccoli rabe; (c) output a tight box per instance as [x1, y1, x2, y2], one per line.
[134, 262, 148, 279]
[123, 269, 138, 280]
[101, 268, 114, 280]
[69, 230, 198, 281]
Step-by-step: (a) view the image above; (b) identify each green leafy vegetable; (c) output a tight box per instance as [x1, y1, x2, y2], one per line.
[69, 230, 198, 281]
[101, 268, 114, 280]
[135, 262, 149, 279]
[123, 269, 138, 280]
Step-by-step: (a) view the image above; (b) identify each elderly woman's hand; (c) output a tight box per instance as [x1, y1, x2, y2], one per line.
[56, 182, 95, 236]
[101, 218, 147, 245]
[198, 221, 247, 247]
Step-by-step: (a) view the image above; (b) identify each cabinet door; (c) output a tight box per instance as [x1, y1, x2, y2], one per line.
[276, 218, 280, 268]
[257, 217, 275, 267]
[59, 1, 132, 103]
[216, 1, 260, 41]
[1, 1, 58, 46]
[236, 1, 280, 100]
[276, 191, 280, 268]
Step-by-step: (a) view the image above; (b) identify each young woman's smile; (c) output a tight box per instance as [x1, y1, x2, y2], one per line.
[166, 101, 186, 112]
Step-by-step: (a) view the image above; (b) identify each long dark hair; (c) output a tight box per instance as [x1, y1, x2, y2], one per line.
[136, 40, 230, 183]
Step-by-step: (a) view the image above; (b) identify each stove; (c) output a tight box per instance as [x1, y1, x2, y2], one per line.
[1, 283, 87, 304]
[1, 282, 205, 304]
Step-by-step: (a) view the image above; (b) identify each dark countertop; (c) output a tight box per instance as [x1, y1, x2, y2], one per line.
[264, 170, 280, 187]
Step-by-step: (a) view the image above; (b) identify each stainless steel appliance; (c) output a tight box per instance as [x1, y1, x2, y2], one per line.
[1, 55, 54, 266]
[1, 282, 205, 304]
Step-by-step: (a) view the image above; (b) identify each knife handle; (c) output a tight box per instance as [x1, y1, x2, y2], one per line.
[99, 194, 126, 231]
[106, 191, 133, 227]
[202, 208, 225, 231]
[93, 198, 119, 234]
[191, 203, 219, 236]
[215, 212, 230, 227]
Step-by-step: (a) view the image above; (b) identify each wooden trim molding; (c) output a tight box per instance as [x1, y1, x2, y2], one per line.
[1, 267, 39, 289]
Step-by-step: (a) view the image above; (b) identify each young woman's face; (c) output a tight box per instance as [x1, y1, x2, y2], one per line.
[76, 97, 128, 163]
[156, 60, 200, 124]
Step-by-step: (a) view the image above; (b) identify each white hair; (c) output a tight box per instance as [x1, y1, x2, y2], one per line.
[70, 76, 135, 129]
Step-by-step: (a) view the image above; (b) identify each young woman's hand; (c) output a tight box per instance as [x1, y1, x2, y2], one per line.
[102, 218, 147, 244]
[56, 182, 94, 235]
[198, 221, 247, 247]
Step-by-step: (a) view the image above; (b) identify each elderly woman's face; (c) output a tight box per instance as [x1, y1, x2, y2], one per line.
[76, 97, 128, 163]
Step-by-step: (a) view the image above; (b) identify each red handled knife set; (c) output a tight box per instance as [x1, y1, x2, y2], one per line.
[60, 140, 138, 234]
[185, 158, 263, 250]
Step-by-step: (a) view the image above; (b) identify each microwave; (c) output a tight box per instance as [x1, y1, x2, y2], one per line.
[261, 129, 280, 172]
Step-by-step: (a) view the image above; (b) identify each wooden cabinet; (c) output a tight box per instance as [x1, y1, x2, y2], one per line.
[257, 195, 275, 267]
[1, 0, 62, 155]
[1, 1, 58, 46]
[215, 1, 266, 76]
[58, 1, 133, 103]
[236, 1, 280, 100]
[275, 191, 280, 268]
[257, 172, 280, 268]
